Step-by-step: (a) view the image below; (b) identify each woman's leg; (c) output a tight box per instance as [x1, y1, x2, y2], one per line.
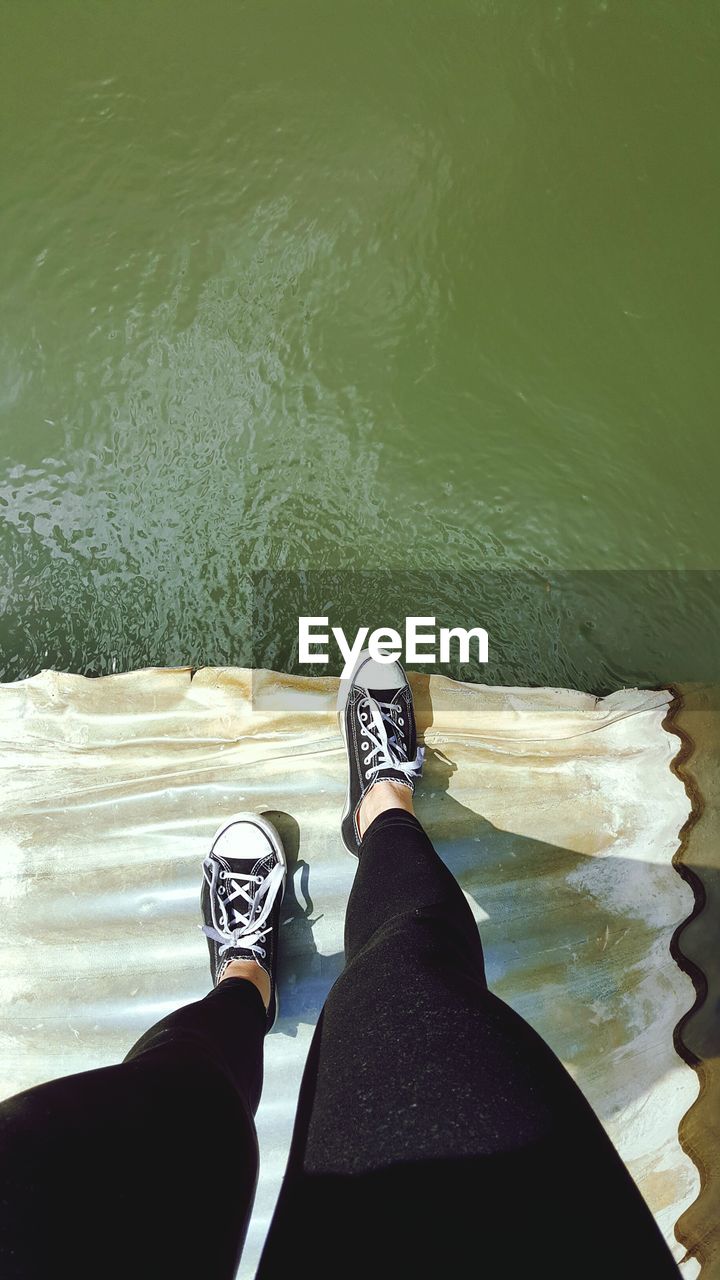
[0, 978, 265, 1280]
[0, 812, 287, 1280]
[259, 810, 681, 1279]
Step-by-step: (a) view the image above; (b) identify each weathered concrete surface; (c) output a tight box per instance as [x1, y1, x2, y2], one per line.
[674, 685, 720, 1277]
[0, 668, 700, 1276]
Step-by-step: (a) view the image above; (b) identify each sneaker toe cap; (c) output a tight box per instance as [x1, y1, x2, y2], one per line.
[212, 818, 274, 862]
[353, 654, 405, 692]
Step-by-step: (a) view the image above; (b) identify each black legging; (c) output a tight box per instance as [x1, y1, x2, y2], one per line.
[0, 811, 680, 1279]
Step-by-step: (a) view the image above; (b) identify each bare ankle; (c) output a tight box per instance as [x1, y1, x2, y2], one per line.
[358, 780, 415, 838]
[219, 958, 271, 1010]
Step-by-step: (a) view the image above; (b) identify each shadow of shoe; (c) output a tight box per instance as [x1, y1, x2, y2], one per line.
[261, 809, 344, 1038]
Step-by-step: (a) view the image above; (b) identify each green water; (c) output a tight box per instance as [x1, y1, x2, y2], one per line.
[1, 1, 718, 686]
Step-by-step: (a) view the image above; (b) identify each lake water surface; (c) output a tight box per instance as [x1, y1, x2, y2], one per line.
[1, 1, 718, 685]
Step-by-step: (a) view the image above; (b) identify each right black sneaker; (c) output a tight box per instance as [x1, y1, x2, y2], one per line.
[337, 649, 425, 857]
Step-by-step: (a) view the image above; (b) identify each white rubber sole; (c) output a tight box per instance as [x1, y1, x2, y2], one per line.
[338, 687, 354, 854]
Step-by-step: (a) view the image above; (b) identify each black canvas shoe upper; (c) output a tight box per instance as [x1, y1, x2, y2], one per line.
[339, 653, 424, 856]
[201, 815, 286, 1031]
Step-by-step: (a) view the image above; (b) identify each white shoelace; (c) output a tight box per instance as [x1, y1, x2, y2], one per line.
[201, 856, 285, 963]
[357, 695, 425, 783]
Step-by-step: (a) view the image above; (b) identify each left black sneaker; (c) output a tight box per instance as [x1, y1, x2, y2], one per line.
[337, 648, 425, 857]
[201, 813, 286, 1031]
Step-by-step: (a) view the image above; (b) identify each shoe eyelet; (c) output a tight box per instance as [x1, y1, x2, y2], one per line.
[365, 770, 372, 780]
[399, 717, 404, 725]
[361, 740, 369, 751]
